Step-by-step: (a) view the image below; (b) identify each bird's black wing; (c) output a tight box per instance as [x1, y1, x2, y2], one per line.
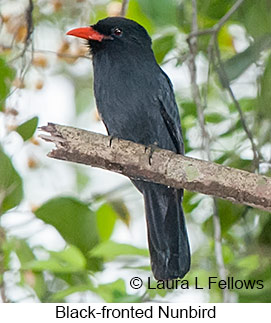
[157, 70, 184, 155]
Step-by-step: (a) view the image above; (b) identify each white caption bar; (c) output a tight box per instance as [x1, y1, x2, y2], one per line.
[0, 303, 268, 322]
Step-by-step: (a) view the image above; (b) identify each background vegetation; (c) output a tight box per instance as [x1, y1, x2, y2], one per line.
[0, 0, 270, 302]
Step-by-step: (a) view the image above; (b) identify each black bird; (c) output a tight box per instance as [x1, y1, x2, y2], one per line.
[67, 17, 190, 280]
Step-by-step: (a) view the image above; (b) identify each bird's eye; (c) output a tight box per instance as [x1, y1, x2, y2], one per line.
[113, 28, 123, 36]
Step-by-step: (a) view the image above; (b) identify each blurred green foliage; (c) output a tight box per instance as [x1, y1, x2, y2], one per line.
[0, 0, 270, 303]
[0, 148, 23, 213]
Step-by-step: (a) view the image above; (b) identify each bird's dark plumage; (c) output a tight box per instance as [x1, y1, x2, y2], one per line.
[67, 17, 190, 280]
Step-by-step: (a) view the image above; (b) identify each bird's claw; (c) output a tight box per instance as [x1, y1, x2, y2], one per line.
[145, 143, 158, 166]
[108, 135, 115, 147]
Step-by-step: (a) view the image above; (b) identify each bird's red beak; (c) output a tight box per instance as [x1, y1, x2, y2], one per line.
[66, 26, 105, 42]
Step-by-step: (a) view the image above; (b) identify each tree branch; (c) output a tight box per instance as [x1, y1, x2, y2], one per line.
[39, 123, 271, 212]
[120, 0, 129, 16]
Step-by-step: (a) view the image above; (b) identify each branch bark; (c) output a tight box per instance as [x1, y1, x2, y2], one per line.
[120, 0, 129, 16]
[40, 123, 271, 212]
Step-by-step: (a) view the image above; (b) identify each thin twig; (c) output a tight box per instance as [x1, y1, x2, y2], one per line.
[22, 0, 34, 56]
[120, 0, 129, 16]
[188, 0, 260, 172]
[0, 287, 8, 303]
[202, 39, 231, 301]
[3, 0, 35, 105]
[213, 40, 259, 171]
[8, 0, 34, 63]
[187, 0, 210, 155]
[187, 0, 245, 41]
[212, 200, 229, 301]
[214, 0, 244, 32]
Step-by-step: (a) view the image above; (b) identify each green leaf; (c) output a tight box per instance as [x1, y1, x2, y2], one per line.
[182, 115, 196, 129]
[197, 0, 236, 22]
[90, 240, 148, 261]
[238, 283, 271, 303]
[127, 0, 154, 34]
[0, 147, 23, 213]
[1, 234, 13, 271]
[183, 191, 200, 213]
[238, 0, 271, 38]
[202, 199, 244, 237]
[110, 199, 131, 226]
[55, 272, 92, 288]
[180, 101, 197, 117]
[237, 255, 260, 273]
[153, 34, 175, 64]
[219, 119, 242, 139]
[15, 116, 39, 141]
[23, 246, 87, 273]
[75, 167, 90, 193]
[30, 272, 47, 300]
[229, 157, 253, 172]
[236, 263, 271, 302]
[13, 239, 35, 264]
[12, 239, 47, 300]
[257, 54, 271, 120]
[86, 256, 103, 272]
[49, 284, 94, 302]
[217, 26, 235, 54]
[146, 278, 170, 298]
[222, 244, 234, 264]
[258, 218, 271, 246]
[75, 87, 93, 115]
[95, 279, 139, 303]
[205, 113, 225, 123]
[228, 98, 256, 113]
[35, 197, 99, 254]
[0, 57, 15, 111]
[187, 269, 211, 288]
[19, 269, 47, 301]
[96, 279, 126, 302]
[137, 0, 178, 27]
[96, 203, 117, 241]
[222, 36, 271, 82]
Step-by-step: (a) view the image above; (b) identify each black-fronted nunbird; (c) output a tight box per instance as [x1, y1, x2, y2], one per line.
[67, 17, 190, 280]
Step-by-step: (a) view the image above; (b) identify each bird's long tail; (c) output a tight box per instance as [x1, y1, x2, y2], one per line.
[134, 181, 190, 280]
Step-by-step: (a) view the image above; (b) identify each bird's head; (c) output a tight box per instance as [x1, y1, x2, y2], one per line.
[66, 17, 152, 56]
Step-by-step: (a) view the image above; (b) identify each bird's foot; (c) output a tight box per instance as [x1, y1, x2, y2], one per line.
[108, 135, 115, 147]
[145, 142, 159, 166]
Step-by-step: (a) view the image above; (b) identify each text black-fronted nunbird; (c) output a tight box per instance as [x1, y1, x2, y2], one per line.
[67, 17, 190, 280]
